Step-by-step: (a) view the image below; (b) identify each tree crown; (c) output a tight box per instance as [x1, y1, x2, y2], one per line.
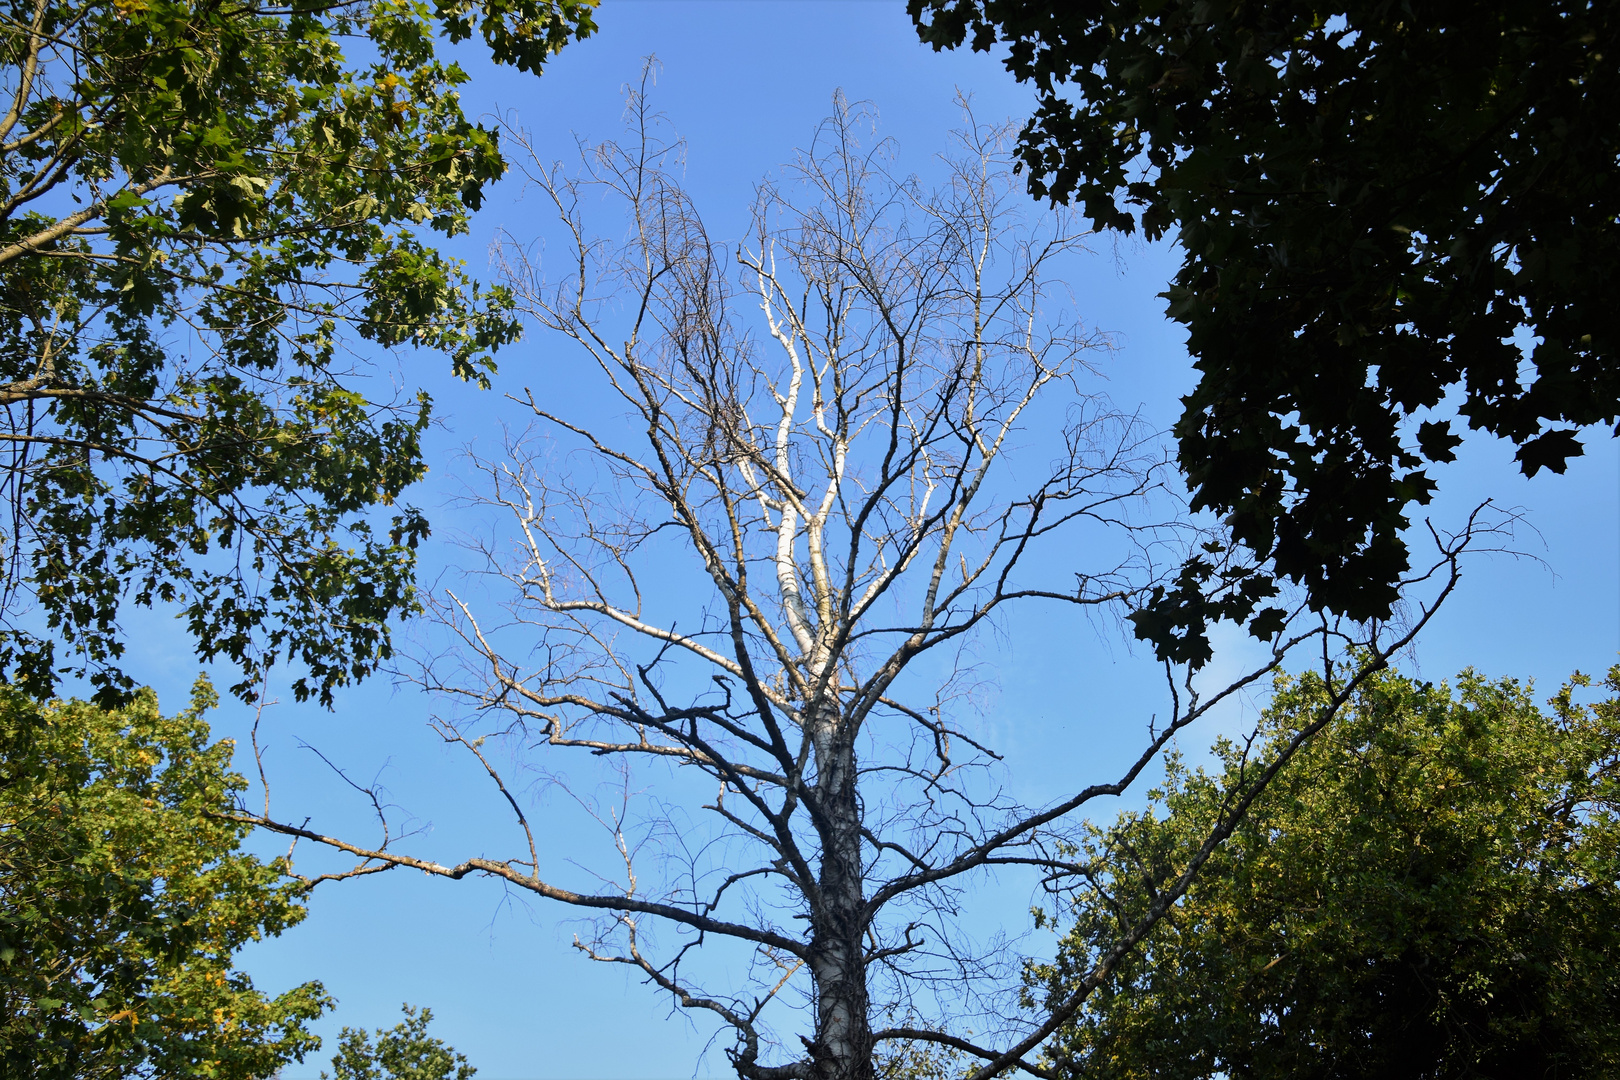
[0, 0, 595, 703]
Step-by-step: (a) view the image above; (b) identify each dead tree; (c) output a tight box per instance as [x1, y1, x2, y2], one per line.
[242, 82, 1480, 1080]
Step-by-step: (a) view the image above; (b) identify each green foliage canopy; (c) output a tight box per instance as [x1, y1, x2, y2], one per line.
[910, 0, 1618, 656]
[325, 1004, 476, 1080]
[0, 680, 332, 1080]
[1033, 664, 1620, 1078]
[0, 0, 596, 704]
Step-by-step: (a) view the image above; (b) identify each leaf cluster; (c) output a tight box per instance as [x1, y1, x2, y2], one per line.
[0, 0, 596, 704]
[0, 679, 332, 1080]
[1033, 663, 1620, 1079]
[911, 0, 1618, 650]
[324, 1004, 476, 1080]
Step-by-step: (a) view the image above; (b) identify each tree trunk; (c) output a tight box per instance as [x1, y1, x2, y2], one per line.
[808, 701, 873, 1080]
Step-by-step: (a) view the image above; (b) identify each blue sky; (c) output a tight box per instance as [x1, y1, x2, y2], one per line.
[105, 3, 1618, 1077]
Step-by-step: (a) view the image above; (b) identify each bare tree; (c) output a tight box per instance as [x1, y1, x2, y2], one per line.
[240, 79, 1479, 1080]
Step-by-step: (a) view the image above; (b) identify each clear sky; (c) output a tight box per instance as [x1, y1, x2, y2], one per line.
[103, 3, 1619, 1078]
